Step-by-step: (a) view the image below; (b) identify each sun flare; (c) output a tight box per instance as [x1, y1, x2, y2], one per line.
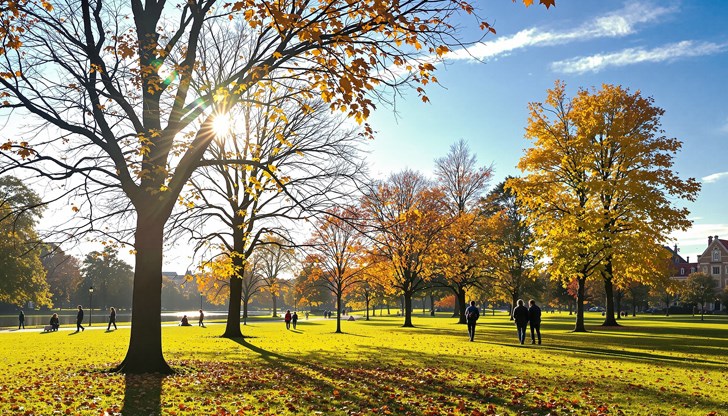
[212, 114, 232, 137]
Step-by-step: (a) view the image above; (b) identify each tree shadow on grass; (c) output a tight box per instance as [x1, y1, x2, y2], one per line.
[121, 373, 164, 416]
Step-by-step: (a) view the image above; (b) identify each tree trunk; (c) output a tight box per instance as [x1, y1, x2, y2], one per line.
[243, 299, 249, 325]
[365, 296, 370, 321]
[335, 292, 342, 333]
[664, 294, 670, 316]
[457, 287, 467, 324]
[573, 277, 587, 332]
[429, 294, 436, 316]
[114, 216, 172, 374]
[272, 295, 277, 317]
[223, 274, 243, 338]
[422, 296, 426, 314]
[510, 291, 519, 321]
[601, 272, 619, 326]
[402, 292, 414, 327]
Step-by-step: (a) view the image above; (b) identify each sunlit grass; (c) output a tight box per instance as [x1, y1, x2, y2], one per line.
[1, 312, 726, 415]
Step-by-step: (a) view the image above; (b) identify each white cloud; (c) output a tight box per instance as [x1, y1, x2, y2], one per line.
[670, 223, 728, 258]
[701, 171, 728, 184]
[446, 2, 676, 62]
[551, 41, 728, 74]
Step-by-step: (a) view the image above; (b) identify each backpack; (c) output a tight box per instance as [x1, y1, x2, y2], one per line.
[467, 308, 479, 321]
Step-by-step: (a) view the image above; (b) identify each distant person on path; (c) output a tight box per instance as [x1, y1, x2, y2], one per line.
[528, 299, 542, 345]
[198, 309, 205, 327]
[107, 307, 117, 330]
[305, 311, 309, 320]
[512, 299, 529, 345]
[50, 313, 60, 331]
[18, 310, 25, 329]
[75, 305, 85, 332]
[284, 310, 292, 330]
[292, 311, 298, 329]
[465, 301, 480, 342]
[180, 315, 191, 326]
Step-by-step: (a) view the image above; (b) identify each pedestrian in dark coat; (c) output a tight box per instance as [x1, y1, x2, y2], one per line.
[292, 311, 298, 329]
[512, 299, 529, 344]
[465, 301, 480, 342]
[50, 313, 60, 331]
[528, 299, 542, 344]
[107, 307, 117, 330]
[284, 310, 292, 330]
[18, 310, 25, 329]
[75, 305, 85, 332]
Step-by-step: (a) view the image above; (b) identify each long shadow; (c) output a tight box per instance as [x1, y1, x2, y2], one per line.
[229, 337, 291, 362]
[121, 373, 164, 416]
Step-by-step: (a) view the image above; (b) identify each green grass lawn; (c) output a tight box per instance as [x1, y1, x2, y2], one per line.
[1, 312, 726, 415]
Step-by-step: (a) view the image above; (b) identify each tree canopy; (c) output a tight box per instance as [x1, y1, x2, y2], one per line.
[509, 81, 699, 331]
[0, 176, 50, 307]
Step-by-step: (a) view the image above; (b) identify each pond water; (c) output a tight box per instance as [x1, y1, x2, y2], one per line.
[0, 310, 270, 329]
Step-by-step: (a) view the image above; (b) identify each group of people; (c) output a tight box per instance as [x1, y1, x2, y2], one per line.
[284, 310, 298, 329]
[17, 306, 120, 333]
[180, 309, 205, 327]
[464, 299, 542, 345]
[512, 299, 541, 345]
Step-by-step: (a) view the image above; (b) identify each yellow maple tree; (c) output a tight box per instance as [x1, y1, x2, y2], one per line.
[509, 81, 699, 332]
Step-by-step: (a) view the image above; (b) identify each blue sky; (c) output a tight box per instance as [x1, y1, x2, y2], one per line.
[365, 0, 728, 262]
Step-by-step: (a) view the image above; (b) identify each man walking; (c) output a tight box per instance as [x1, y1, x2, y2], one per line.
[528, 299, 542, 344]
[512, 299, 529, 344]
[75, 305, 85, 332]
[18, 309, 25, 329]
[465, 301, 480, 342]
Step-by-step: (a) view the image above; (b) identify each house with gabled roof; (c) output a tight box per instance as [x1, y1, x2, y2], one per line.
[668, 236, 726, 312]
[697, 235, 728, 291]
[665, 244, 698, 284]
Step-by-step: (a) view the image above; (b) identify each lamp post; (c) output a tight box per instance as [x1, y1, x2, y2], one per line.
[88, 286, 94, 326]
[200, 292, 203, 311]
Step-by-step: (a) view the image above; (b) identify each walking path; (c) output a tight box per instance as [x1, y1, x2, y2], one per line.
[0, 316, 346, 334]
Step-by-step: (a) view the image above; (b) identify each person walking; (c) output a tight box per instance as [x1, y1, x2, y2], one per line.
[284, 310, 292, 330]
[512, 299, 529, 344]
[198, 309, 205, 327]
[18, 309, 25, 329]
[292, 311, 298, 329]
[107, 307, 117, 330]
[465, 301, 480, 342]
[75, 305, 85, 333]
[528, 299, 542, 345]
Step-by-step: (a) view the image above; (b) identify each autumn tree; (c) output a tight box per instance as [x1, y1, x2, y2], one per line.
[304, 206, 369, 332]
[433, 139, 493, 324]
[0, 176, 51, 307]
[482, 179, 536, 319]
[0, 0, 552, 373]
[258, 238, 294, 317]
[509, 81, 699, 332]
[682, 272, 717, 321]
[175, 86, 364, 338]
[41, 244, 83, 310]
[293, 259, 331, 312]
[361, 170, 450, 327]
